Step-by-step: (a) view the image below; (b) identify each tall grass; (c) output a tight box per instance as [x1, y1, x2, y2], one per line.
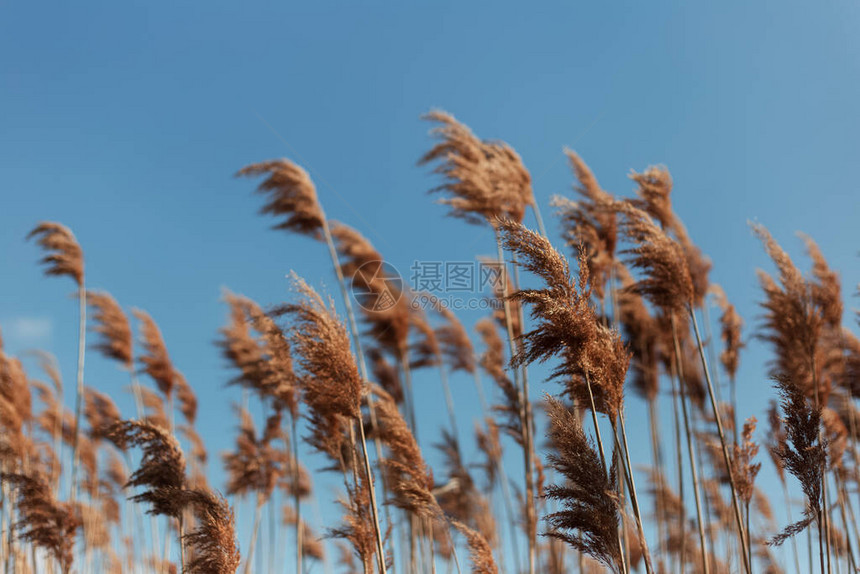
[0, 110, 857, 574]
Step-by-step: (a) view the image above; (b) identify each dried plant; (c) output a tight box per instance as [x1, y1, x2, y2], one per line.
[420, 110, 531, 225]
[83, 387, 121, 441]
[370, 389, 438, 519]
[219, 291, 297, 414]
[615, 200, 693, 312]
[331, 222, 411, 357]
[105, 420, 187, 518]
[236, 159, 324, 236]
[498, 219, 627, 422]
[274, 275, 361, 464]
[542, 396, 622, 573]
[87, 290, 133, 369]
[367, 347, 403, 405]
[768, 376, 826, 547]
[27, 222, 84, 286]
[710, 285, 744, 383]
[731, 415, 761, 566]
[134, 309, 180, 399]
[178, 488, 241, 574]
[552, 149, 617, 302]
[222, 407, 282, 499]
[453, 520, 498, 574]
[329, 472, 384, 572]
[476, 317, 522, 444]
[752, 224, 824, 400]
[2, 471, 80, 573]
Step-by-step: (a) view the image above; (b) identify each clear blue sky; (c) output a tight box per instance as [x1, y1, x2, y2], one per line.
[2, 2, 859, 572]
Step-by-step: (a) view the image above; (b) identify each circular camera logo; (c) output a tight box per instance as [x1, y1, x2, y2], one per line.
[351, 260, 403, 312]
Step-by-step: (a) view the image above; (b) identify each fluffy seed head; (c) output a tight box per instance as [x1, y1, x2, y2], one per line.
[27, 221, 84, 286]
[236, 159, 325, 237]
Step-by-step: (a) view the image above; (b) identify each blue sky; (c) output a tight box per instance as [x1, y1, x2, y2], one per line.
[2, 2, 859, 572]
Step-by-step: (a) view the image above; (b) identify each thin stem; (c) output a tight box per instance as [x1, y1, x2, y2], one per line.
[669, 366, 685, 573]
[321, 218, 388, 574]
[244, 496, 264, 574]
[69, 284, 87, 503]
[688, 305, 751, 574]
[617, 412, 655, 574]
[291, 415, 304, 574]
[782, 480, 801, 570]
[582, 374, 626, 574]
[178, 514, 186, 574]
[670, 314, 710, 574]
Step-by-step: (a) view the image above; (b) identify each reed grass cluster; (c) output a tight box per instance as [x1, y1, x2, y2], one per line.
[1, 109, 858, 574]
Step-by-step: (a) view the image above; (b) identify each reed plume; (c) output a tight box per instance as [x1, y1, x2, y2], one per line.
[1, 471, 80, 574]
[87, 291, 133, 369]
[178, 488, 241, 574]
[710, 285, 744, 383]
[420, 110, 531, 225]
[134, 310, 179, 400]
[105, 420, 187, 518]
[277, 274, 387, 570]
[27, 222, 83, 286]
[453, 520, 498, 574]
[552, 149, 617, 302]
[497, 219, 627, 420]
[370, 388, 437, 520]
[29, 221, 87, 503]
[768, 376, 826, 548]
[543, 396, 622, 573]
[236, 159, 324, 236]
[331, 222, 411, 357]
[329, 472, 387, 573]
[615, 200, 693, 312]
[219, 292, 298, 414]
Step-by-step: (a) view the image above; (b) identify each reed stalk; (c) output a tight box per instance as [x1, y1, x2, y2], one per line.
[670, 314, 710, 574]
[69, 285, 87, 503]
[688, 305, 751, 574]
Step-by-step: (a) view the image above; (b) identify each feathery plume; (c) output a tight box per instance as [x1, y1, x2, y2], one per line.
[731, 417, 761, 506]
[800, 233, 842, 328]
[27, 222, 84, 286]
[615, 200, 693, 311]
[105, 420, 187, 518]
[498, 219, 628, 421]
[453, 520, 499, 574]
[87, 290, 133, 368]
[752, 224, 825, 399]
[275, 275, 362, 466]
[236, 159, 325, 237]
[768, 376, 825, 546]
[711, 285, 744, 382]
[367, 347, 403, 405]
[218, 292, 298, 415]
[552, 149, 617, 302]
[179, 488, 241, 574]
[331, 222, 411, 356]
[134, 310, 179, 398]
[222, 407, 282, 500]
[420, 110, 532, 225]
[371, 389, 438, 519]
[543, 396, 622, 573]
[615, 264, 661, 401]
[84, 387, 121, 440]
[2, 472, 80, 573]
